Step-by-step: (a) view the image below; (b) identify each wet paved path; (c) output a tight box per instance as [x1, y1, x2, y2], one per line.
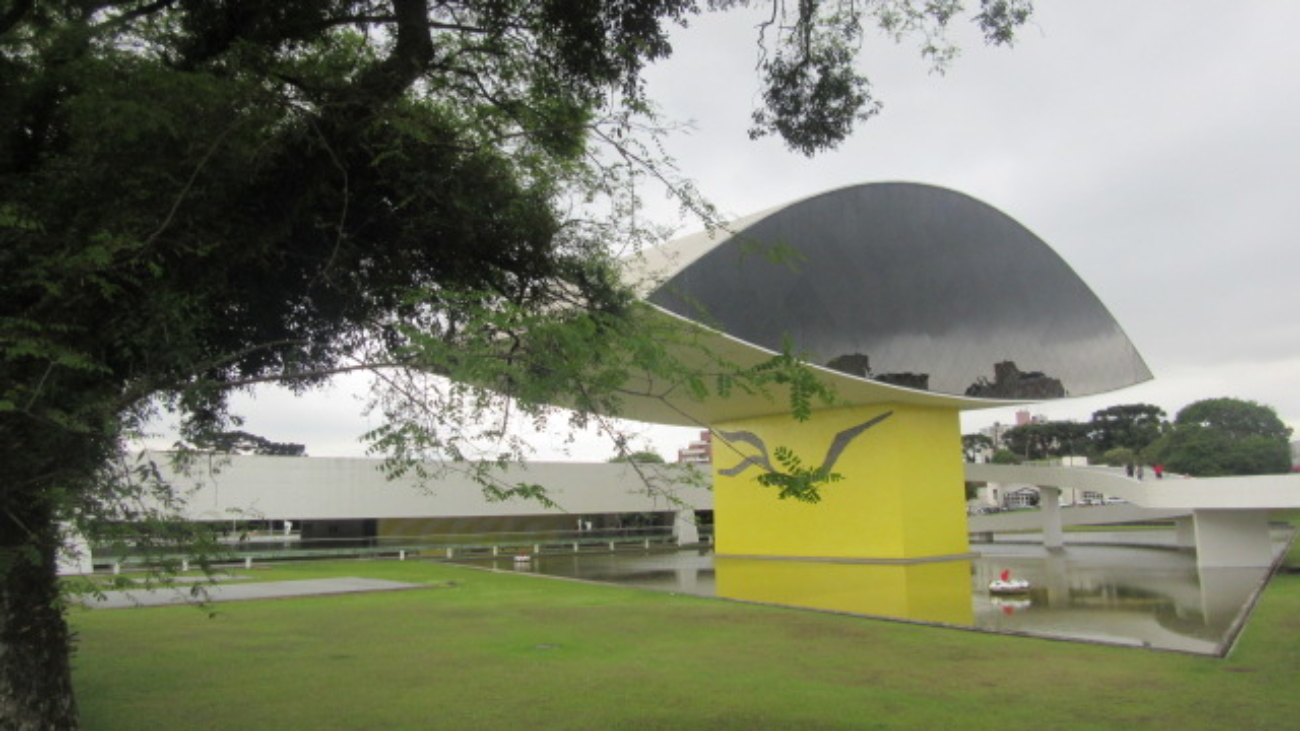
[81, 577, 424, 609]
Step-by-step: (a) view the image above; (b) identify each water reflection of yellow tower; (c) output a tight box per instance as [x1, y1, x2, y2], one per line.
[715, 557, 974, 626]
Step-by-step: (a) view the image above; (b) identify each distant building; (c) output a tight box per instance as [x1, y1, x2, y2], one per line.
[976, 411, 1046, 450]
[677, 430, 712, 464]
[1014, 410, 1049, 427]
[980, 421, 1010, 449]
[1003, 487, 1040, 509]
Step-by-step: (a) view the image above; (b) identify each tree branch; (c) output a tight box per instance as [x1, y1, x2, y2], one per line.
[142, 122, 238, 251]
[0, 0, 32, 37]
[344, 0, 436, 107]
[93, 0, 178, 33]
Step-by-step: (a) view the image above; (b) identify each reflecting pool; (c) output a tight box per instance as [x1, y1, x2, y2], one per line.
[457, 537, 1290, 656]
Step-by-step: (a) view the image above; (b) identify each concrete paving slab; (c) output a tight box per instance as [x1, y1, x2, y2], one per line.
[80, 577, 424, 609]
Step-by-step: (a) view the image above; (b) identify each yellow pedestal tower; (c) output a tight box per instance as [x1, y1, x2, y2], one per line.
[713, 403, 970, 562]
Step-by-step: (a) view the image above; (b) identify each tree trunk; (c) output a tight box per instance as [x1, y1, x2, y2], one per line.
[0, 489, 81, 730]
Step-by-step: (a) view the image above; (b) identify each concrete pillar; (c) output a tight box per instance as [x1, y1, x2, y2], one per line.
[676, 567, 699, 593]
[673, 510, 700, 546]
[1174, 516, 1197, 549]
[1193, 510, 1274, 567]
[1039, 487, 1063, 549]
[1198, 565, 1269, 628]
[1043, 551, 1070, 608]
[56, 524, 93, 576]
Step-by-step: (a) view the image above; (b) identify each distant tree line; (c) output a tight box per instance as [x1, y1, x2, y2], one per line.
[608, 450, 666, 464]
[967, 398, 1294, 477]
[185, 430, 306, 457]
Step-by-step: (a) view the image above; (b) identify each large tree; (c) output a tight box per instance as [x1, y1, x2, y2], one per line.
[961, 433, 994, 462]
[0, 2, 1032, 727]
[1088, 403, 1165, 455]
[1147, 398, 1293, 477]
[1002, 420, 1090, 461]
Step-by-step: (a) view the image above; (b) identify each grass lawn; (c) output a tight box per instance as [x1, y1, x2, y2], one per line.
[70, 539, 1300, 731]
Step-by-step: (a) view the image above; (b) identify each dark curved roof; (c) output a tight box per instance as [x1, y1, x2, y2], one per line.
[644, 182, 1151, 402]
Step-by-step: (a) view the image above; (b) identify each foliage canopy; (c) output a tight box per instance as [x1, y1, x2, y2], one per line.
[1147, 398, 1293, 477]
[609, 450, 667, 463]
[0, 1, 1033, 728]
[969, 399, 1292, 479]
[1088, 403, 1165, 454]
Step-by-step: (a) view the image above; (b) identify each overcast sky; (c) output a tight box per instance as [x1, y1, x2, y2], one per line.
[178, 1, 1299, 460]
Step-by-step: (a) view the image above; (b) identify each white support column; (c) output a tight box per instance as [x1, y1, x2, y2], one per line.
[1198, 565, 1268, 627]
[1193, 510, 1274, 567]
[56, 524, 93, 576]
[1174, 516, 1197, 549]
[1039, 486, 1063, 549]
[1042, 551, 1071, 608]
[985, 482, 1001, 508]
[676, 567, 699, 593]
[672, 510, 699, 546]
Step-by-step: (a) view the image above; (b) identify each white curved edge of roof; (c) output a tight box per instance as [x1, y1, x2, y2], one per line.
[623, 204, 777, 297]
[614, 305, 1029, 427]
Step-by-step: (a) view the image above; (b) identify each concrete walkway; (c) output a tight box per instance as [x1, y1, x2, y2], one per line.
[977, 529, 1185, 548]
[966, 463, 1300, 567]
[80, 577, 425, 609]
